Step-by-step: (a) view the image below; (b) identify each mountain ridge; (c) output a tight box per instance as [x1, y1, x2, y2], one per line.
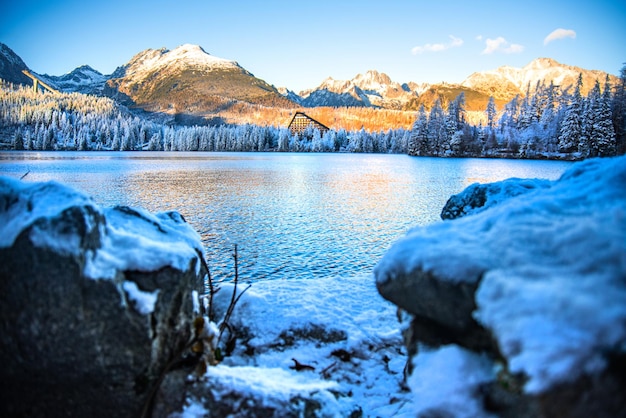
[39, 65, 108, 95]
[0, 41, 619, 127]
[461, 57, 615, 100]
[288, 58, 618, 111]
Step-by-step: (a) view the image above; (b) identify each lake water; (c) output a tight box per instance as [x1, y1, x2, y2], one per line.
[0, 151, 572, 283]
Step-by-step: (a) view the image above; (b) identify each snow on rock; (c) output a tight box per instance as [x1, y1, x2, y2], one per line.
[122, 280, 159, 315]
[375, 155, 626, 404]
[85, 206, 203, 280]
[0, 177, 95, 250]
[409, 345, 495, 418]
[440, 177, 552, 220]
[0, 176, 204, 281]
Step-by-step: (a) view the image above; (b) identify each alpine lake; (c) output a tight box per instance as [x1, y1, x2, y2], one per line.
[0, 151, 572, 284]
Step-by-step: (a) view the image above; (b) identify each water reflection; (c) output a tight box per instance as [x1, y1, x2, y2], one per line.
[0, 152, 572, 282]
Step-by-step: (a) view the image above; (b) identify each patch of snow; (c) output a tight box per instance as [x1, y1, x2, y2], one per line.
[85, 206, 203, 279]
[122, 281, 159, 315]
[375, 155, 626, 393]
[209, 365, 338, 399]
[192, 290, 200, 314]
[172, 399, 208, 418]
[204, 275, 415, 416]
[0, 177, 95, 249]
[409, 345, 495, 418]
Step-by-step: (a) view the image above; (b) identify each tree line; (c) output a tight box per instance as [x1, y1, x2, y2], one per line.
[408, 66, 626, 159]
[0, 81, 409, 153]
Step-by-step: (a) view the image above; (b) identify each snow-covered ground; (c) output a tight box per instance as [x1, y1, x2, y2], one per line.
[192, 276, 416, 416]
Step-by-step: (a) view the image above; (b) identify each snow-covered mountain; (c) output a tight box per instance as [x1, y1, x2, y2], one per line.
[105, 44, 294, 113]
[39, 65, 108, 95]
[109, 44, 240, 82]
[295, 70, 419, 109]
[462, 58, 617, 100]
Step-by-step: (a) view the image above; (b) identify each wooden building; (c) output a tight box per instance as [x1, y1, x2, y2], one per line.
[288, 112, 329, 135]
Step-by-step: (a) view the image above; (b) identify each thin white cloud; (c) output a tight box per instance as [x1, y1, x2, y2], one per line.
[481, 37, 524, 54]
[411, 35, 464, 54]
[544, 28, 576, 45]
[476, 35, 483, 41]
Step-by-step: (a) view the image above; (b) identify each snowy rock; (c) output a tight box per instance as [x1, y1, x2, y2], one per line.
[0, 177, 203, 417]
[440, 177, 551, 220]
[374, 155, 626, 417]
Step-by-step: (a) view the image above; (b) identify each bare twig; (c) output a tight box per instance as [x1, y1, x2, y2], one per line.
[19, 169, 30, 180]
[219, 244, 252, 342]
[196, 249, 215, 321]
[221, 244, 239, 335]
[320, 361, 338, 379]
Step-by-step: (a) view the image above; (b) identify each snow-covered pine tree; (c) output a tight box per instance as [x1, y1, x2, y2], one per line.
[578, 81, 600, 156]
[486, 97, 497, 130]
[593, 75, 617, 156]
[427, 99, 446, 156]
[12, 127, 24, 150]
[558, 73, 584, 153]
[408, 105, 428, 156]
[612, 64, 626, 154]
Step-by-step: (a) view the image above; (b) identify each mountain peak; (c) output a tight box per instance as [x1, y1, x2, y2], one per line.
[116, 44, 239, 79]
[296, 69, 416, 109]
[524, 57, 561, 70]
[353, 70, 394, 89]
[167, 44, 237, 68]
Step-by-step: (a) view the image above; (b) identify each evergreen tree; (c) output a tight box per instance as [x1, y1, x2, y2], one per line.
[499, 95, 520, 132]
[486, 97, 497, 129]
[427, 99, 446, 156]
[12, 127, 24, 150]
[593, 75, 617, 156]
[277, 128, 290, 152]
[613, 64, 626, 154]
[579, 81, 600, 156]
[558, 73, 584, 153]
[408, 105, 428, 156]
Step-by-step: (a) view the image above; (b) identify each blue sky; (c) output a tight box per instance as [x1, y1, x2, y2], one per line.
[1, 0, 624, 92]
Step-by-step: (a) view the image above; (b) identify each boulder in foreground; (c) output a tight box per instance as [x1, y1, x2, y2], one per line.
[0, 177, 204, 417]
[375, 155, 626, 417]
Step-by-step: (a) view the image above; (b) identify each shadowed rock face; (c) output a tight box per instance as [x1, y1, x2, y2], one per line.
[0, 179, 202, 417]
[376, 267, 497, 355]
